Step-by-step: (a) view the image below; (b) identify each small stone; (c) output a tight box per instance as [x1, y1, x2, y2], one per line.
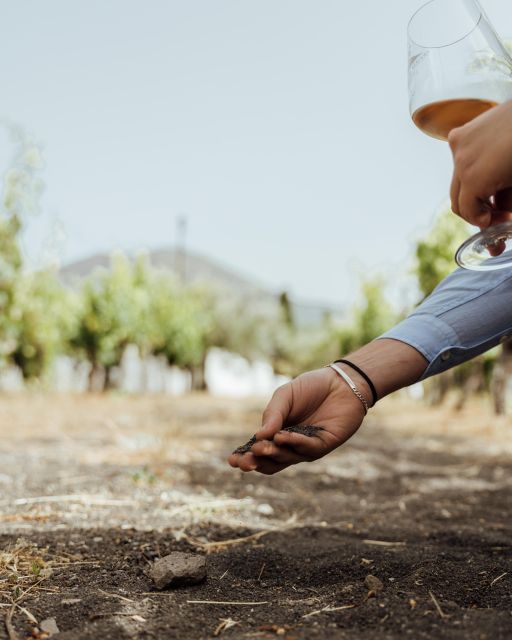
[364, 574, 384, 595]
[256, 503, 274, 516]
[150, 552, 207, 589]
[40, 618, 60, 636]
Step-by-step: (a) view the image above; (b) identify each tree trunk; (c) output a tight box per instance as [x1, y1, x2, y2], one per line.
[424, 371, 452, 406]
[88, 363, 104, 392]
[190, 354, 208, 392]
[491, 341, 512, 415]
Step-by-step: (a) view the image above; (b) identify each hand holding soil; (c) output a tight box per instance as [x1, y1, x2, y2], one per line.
[228, 367, 366, 475]
[232, 424, 325, 455]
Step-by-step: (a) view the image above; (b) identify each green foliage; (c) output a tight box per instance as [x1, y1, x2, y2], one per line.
[415, 208, 469, 299]
[10, 271, 77, 381]
[338, 278, 397, 355]
[70, 254, 150, 376]
[146, 275, 212, 368]
[69, 255, 214, 386]
[0, 128, 45, 365]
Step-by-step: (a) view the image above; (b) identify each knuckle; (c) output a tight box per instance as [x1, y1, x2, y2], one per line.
[447, 127, 461, 149]
[273, 382, 290, 398]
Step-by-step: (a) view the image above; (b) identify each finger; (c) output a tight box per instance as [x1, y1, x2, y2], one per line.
[459, 185, 492, 228]
[273, 430, 334, 458]
[258, 383, 293, 440]
[486, 211, 512, 258]
[250, 439, 309, 464]
[252, 458, 290, 475]
[450, 172, 461, 215]
[227, 452, 257, 472]
[495, 187, 512, 212]
[487, 239, 505, 257]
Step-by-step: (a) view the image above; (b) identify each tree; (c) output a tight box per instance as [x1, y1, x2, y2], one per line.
[0, 126, 45, 369]
[70, 254, 141, 389]
[10, 271, 77, 381]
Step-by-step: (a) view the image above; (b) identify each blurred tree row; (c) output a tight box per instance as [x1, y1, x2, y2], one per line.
[1, 125, 510, 412]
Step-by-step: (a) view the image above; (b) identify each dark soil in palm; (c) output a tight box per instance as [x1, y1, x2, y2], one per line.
[233, 424, 324, 455]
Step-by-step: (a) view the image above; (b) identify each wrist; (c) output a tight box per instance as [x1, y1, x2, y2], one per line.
[344, 338, 428, 399]
[325, 364, 373, 415]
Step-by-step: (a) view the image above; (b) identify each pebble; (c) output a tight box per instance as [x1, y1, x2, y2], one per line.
[150, 552, 207, 589]
[365, 574, 384, 595]
[40, 618, 60, 636]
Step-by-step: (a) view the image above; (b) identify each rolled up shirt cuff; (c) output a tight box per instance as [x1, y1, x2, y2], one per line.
[379, 267, 512, 380]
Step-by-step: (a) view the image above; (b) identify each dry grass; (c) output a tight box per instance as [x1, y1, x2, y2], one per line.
[0, 538, 53, 605]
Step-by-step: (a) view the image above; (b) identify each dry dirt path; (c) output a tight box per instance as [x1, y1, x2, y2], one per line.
[0, 394, 511, 639]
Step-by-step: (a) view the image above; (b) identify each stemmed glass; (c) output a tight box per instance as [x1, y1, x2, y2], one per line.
[408, 0, 512, 270]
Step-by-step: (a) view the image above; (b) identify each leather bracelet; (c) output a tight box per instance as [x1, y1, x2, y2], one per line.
[327, 363, 369, 414]
[334, 359, 378, 407]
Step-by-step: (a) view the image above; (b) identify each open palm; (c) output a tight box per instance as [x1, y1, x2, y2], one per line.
[228, 367, 366, 475]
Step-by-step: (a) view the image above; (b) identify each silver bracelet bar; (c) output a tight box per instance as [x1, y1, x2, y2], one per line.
[327, 363, 369, 414]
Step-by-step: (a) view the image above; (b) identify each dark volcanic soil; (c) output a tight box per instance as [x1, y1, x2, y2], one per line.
[0, 395, 511, 639]
[2, 515, 512, 640]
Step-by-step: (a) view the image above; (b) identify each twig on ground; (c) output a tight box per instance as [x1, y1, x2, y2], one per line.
[257, 563, 266, 581]
[302, 604, 355, 618]
[187, 600, 269, 606]
[14, 578, 47, 604]
[97, 589, 136, 603]
[90, 612, 145, 620]
[213, 618, 239, 636]
[490, 572, 507, 587]
[363, 540, 406, 547]
[4, 605, 20, 640]
[219, 570, 229, 580]
[11, 495, 135, 507]
[16, 604, 38, 625]
[186, 529, 275, 551]
[429, 591, 447, 619]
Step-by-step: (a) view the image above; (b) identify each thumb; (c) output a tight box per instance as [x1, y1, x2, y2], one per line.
[257, 383, 292, 440]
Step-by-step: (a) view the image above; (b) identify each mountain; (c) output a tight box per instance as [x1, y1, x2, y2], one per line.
[60, 248, 344, 327]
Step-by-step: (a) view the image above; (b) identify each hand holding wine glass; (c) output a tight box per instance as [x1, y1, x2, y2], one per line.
[448, 99, 512, 231]
[408, 0, 512, 270]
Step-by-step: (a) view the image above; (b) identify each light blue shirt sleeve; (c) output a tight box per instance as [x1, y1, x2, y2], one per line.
[379, 267, 512, 380]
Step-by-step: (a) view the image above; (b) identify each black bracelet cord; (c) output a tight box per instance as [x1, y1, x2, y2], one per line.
[334, 359, 378, 407]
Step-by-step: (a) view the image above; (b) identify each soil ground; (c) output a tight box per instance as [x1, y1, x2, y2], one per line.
[0, 393, 511, 639]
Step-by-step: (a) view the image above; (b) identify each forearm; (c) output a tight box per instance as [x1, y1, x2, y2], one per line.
[337, 339, 427, 406]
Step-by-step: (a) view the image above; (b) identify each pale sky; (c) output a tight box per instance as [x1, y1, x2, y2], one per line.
[1, 0, 511, 306]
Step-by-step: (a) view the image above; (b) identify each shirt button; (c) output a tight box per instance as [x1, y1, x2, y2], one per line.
[441, 351, 451, 361]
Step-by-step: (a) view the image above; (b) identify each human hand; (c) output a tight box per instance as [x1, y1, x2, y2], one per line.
[228, 367, 366, 475]
[448, 100, 512, 236]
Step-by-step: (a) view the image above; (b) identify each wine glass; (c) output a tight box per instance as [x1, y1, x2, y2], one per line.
[408, 0, 512, 271]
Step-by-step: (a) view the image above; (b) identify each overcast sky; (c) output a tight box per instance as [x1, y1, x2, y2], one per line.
[1, 0, 511, 306]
